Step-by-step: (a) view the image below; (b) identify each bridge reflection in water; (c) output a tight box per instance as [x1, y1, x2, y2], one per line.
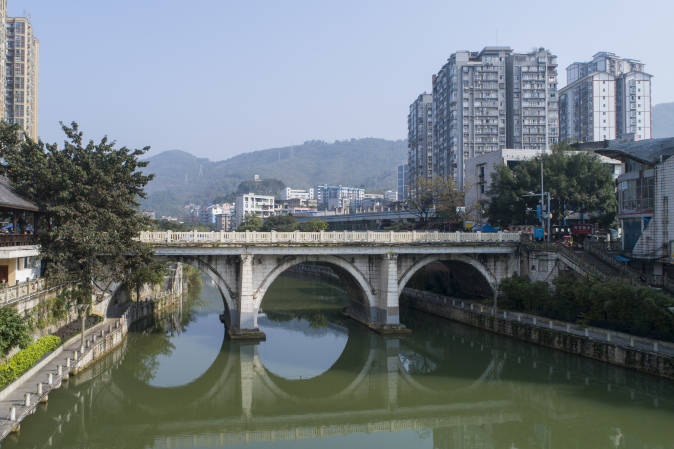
[4, 271, 674, 449]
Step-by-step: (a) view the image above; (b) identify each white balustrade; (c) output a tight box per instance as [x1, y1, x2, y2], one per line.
[138, 231, 521, 245]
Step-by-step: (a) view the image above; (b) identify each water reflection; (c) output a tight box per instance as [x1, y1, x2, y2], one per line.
[4, 271, 674, 449]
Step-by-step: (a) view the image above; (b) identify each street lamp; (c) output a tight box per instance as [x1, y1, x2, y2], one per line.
[77, 304, 89, 353]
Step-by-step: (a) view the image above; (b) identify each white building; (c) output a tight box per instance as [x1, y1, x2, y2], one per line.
[559, 52, 652, 143]
[234, 193, 274, 229]
[199, 205, 229, 224]
[385, 190, 398, 202]
[281, 187, 314, 201]
[315, 185, 364, 208]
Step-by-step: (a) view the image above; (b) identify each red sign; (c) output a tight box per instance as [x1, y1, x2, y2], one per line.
[572, 224, 592, 235]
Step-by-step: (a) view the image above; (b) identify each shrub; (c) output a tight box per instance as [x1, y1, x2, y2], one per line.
[499, 273, 674, 342]
[0, 307, 31, 353]
[0, 335, 61, 390]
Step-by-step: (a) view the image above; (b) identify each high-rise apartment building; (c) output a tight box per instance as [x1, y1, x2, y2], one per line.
[506, 49, 559, 150]
[432, 47, 512, 187]
[407, 94, 433, 187]
[397, 164, 408, 201]
[567, 52, 644, 84]
[1, 7, 39, 141]
[559, 52, 651, 143]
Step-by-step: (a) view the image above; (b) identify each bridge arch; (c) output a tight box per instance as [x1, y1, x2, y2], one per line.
[174, 256, 237, 326]
[253, 255, 376, 320]
[398, 254, 497, 297]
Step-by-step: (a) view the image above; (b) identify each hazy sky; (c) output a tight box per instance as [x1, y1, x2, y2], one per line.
[14, 0, 673, 160]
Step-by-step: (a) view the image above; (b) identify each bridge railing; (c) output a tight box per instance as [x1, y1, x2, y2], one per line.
[139, 230, 521, 245]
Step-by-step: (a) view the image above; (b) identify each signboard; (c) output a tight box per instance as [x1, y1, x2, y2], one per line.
[670, 241, 674, 264]
[572, 224, 593, 235]
[536, 205, 541, 218]
[534, 227, 545, 239]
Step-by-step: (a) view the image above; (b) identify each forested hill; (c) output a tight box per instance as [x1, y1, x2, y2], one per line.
[140, 138, 407, 217]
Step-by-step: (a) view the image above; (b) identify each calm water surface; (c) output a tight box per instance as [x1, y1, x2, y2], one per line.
[4, 272, 674, 449]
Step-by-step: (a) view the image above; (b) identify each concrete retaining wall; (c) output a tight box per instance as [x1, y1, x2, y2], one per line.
[400, 294, 674, 381]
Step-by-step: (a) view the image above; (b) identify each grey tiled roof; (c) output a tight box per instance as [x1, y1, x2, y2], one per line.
[595, 137, 674, 165]
[0, 177, 39, 211]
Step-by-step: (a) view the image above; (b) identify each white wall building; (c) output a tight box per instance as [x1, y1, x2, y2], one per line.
[281, 187, 314, 201]
[315, 185, 364, 208]
[559, 52, 652, 143]
[234, 193, 274, 228]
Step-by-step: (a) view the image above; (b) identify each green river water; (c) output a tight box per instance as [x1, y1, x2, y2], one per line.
[3, 271, 674, 449]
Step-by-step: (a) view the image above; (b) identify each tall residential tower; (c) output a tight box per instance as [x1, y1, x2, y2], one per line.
[506, 49, 559, 150]
[407, 93, 433, 188]
[432, 47, 512, 187]
[0, 3, 39, 141]
[559, 52, 651, 142]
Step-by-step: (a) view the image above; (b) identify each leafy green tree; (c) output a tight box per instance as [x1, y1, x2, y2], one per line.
[260, 214, 298, 232]
[0, 307, 31, 353]
[235, 214, 263, 231]
[486, 141, 618, 228]
[408, 177, 473, 229]
[5, 122, 156, 304]
[298, 218, 329, 232]
[126, 262, 170, 302]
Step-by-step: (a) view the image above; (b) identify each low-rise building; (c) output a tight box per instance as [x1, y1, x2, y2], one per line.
[281, 187, 314, 201]
[142, 210, 155, 220]
[315, 184, 364, 208]
[0, 178, 41, 284]
[596, 138, 674, 276]
[216, 213, 233, 232]
[465, 148, 622, 226]
[235, 193, 274, 228]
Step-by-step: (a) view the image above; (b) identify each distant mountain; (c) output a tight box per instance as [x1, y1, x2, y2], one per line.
[140, 138, 407, 217]
[653, 102, 674, 139]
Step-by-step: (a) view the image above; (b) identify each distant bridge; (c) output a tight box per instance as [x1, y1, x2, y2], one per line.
[140, 231, 520, 338]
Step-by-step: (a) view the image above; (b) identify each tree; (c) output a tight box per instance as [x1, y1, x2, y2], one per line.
[5, 122, 156, 304]
[126, 262, 170, 303]
[0, 307, 31, 353]
[485, 141, 618, 229]
[260, 214, 298, 232]
[298, 218, 328, 232]
[235, 214, 263, 231]
[407, 177, 474, 229]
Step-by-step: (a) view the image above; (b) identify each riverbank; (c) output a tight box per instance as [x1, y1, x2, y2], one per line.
[0, 289, 183, 442]
[400, 288, 674, 381]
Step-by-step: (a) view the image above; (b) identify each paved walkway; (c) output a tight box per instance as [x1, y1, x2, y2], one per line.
[0, 312, 125, 438]
[403, 289, 674, 357]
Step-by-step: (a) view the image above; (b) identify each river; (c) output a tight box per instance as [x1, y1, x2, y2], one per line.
[3, 271, 674, 449]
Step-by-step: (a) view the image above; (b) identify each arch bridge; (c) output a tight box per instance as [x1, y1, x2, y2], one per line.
[142, 231, 520, 338]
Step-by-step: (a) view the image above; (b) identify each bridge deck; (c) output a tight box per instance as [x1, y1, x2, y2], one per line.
[141, 231, 521, 246]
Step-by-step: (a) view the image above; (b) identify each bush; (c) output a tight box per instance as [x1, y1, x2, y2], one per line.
[0, 307, 31, 353]
[0, 335, 61, 390]
[499, 273, 674, 342]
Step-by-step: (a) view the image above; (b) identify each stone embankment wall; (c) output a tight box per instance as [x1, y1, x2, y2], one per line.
[74, 290, 182, 373]
[400, 291, 674, 381]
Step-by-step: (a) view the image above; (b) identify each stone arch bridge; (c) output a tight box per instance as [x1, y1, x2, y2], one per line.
[141, 231, 520, 338]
